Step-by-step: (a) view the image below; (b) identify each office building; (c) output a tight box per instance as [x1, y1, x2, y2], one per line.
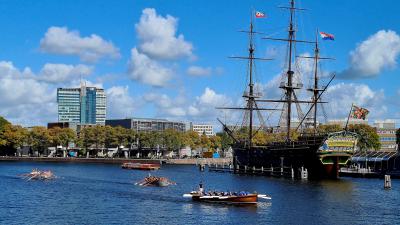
[106, 118, 186, 132]
[57, 85, 106, 125]
[373, 120, 397, 151]
[190, 123, 214, 136]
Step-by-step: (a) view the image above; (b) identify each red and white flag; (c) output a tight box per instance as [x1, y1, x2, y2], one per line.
[255, 11, 266, 18]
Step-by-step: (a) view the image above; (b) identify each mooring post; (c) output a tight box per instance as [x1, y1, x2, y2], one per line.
[291, 168, 294, 179]
[271, 165, 273, 175]
[280, 157, 284, 176]
[384, 175, 391, 189]
[244, 165, 247, 173]
[301, 167, 308, 180]
[261, 166, 264, 173]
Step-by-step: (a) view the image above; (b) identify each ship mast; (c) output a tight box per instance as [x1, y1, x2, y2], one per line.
[312, 32, 319, 134]
[284, 0, 296, 141]
[247, 21, 255, 147]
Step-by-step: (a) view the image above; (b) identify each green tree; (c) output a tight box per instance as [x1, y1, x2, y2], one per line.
[317, 124, 342, 134]
[217, 132, 234, 150]
[0, 124, 28, 152]
[396, 128, 400, 145]
[48, 127, 76, 147]
[28, 126, 51, 156]
[209, 135, 222, 151]
[162, 129, 183, 150]
[104, 126, 118, 148]
[0, 116, 10, 133]
[348, 124, 381, 151]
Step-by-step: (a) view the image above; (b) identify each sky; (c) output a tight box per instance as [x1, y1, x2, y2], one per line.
[0, 0, 400, 129]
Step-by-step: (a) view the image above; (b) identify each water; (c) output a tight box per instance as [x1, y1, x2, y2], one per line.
[0, 162, 399, 225]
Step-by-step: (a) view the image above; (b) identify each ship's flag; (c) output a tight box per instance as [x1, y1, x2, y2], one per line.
[351, 105, 369, 120]
[320, 32, 335, 40]
[255, 11, 266, 18]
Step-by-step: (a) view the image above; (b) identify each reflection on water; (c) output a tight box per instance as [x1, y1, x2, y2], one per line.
[0, 162, 399, 225]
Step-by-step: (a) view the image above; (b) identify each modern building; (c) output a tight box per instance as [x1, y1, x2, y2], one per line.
[47, 122, 97, 134]
[326, 118, 369, 127]
[190, 123, 214, 136]
[373, 120, 397, 151]
[57, 85, 106, 125]
[106, 118, 186, 132]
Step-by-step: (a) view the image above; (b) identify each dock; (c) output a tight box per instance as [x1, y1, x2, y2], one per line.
[207, 164, 308, 179]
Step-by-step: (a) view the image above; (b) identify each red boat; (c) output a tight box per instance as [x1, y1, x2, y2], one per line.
[121, 162, 160, 170]
[183, 183, 271, 204]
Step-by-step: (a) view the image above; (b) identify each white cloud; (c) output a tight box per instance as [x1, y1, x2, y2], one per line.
[38, 63, 93, 84]
[40, 26, 120, 63]
[186, 66, 212, 76]
[135, 8, 193, 60]
[128, 48, 173, 87]
[106, 86, 138, 119]
[339, 30, 400, 79]
[143, 87, 231, 120]
[0, 61, 56, 125]
[324, 82, 386, 119]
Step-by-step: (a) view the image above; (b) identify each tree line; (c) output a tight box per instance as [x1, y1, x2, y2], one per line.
[0, 116, 231, 156]
[0, 115, 386, 156]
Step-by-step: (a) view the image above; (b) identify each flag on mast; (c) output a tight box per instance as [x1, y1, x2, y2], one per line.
[319, 32, 335, 40]
[351, 105, 369, 120]
[255, 11, 266, 18]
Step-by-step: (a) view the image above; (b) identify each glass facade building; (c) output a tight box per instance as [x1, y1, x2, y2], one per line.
[57, 86, 106, 125]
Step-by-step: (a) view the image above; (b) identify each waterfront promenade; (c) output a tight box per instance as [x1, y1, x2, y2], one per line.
[0, 156, 231, 165]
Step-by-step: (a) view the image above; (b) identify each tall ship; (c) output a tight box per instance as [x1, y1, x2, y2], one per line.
[219, 0, 358, 179]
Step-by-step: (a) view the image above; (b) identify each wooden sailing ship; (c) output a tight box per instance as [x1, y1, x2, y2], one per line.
[218, 0, 358, 179]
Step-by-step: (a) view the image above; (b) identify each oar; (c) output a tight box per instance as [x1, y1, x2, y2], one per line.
[257, 194, 272, 200]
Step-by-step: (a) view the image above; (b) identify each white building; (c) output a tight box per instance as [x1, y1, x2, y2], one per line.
[327, 118, 369, 127]
[191, 123, 214, 136]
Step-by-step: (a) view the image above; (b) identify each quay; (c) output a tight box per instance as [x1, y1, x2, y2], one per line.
[0, 156, 231, 165]
[208, 164, 308, 179]
[339, 167, 400, 179]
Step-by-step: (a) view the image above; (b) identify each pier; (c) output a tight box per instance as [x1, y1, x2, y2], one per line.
[208, 164, 308, 179]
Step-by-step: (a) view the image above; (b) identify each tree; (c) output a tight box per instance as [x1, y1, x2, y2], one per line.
[162, 129, 183, 151]
[348, 124, 381, 151]
[317, 124, 342, 134]
[0, 124, 28, 155]
[396, 128, 400, 145]
[209, 135, 222, 151]
[216, 132, 234, 150]
[48, 127, 76, 147]
[0, 116, 10, 133]
[104, 126, 118, 148]
[28, 126, 51, 156]
[183, 131, 201, 149]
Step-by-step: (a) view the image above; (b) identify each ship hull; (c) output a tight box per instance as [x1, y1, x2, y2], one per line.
[233, 135, 348, 179]
[192, 194, 258, 204]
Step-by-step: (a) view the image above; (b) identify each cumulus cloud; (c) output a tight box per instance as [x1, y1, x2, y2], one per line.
[0, 61, 57, 125]
[324, 82, 386, 118]
[135, 8, 193, 60]
[143, 87, 231, 120]
[128, 48, 173, 87]
[40, 26, 120, 62]
[339, 30, 400, 79]
[38, 63, 93, 83]
[106, 86, 139, 118]
[186, 66, 212, 76]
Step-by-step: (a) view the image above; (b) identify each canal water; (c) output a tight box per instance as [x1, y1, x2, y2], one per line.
[0, 162, 399, 225]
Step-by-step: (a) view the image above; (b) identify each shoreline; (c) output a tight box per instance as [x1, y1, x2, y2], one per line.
[0, 156, 232, 165]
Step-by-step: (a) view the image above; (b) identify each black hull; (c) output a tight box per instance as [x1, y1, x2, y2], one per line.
[233, 135, 339, 179]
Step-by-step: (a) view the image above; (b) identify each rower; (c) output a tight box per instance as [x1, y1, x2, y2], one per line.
[198, 183, 204, 194]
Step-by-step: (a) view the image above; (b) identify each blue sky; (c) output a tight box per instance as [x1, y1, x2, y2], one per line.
[0, 0, 400, 128]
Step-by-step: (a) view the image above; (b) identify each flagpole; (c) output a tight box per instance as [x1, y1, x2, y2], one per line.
[344, 103, 353, 131]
